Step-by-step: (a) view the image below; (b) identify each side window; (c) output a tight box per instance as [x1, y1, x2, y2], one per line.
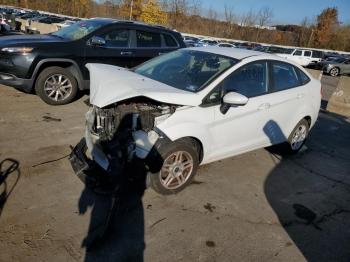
[298, 69, 311, 85]
[271, 62, 300, 91]
[136, 30, 161, 47]
[99, 29, 129, 47]
[312, 51, 323, 58]
[221, 61, 268, 98]
[163, 34, 178, 47]
[294, 50, 302, 56]
[304, 51, 311, 57]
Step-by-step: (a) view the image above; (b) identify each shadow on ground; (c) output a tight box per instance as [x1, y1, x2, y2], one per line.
[0, 158, 20, 217]
[78, 159, 148, 262]
[264, 111, 350, 261]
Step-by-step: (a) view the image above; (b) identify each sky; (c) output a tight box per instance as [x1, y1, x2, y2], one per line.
[201, 0, 350, 25]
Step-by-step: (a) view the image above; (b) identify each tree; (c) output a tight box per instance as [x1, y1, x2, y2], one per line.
[119, 0, 143, 20]
[223, 4, 236, 38]
[255, 6, 273, 42]
[140, 0, 167, 24]
[314, 7, 339, 48]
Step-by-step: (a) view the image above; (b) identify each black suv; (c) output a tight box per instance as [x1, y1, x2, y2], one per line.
[0, 18, 185, 105]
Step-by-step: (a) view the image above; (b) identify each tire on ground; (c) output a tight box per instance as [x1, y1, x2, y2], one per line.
[147, 138, 200, 195]
[35, 66, 78, 105]
[285, 118, 310, 154]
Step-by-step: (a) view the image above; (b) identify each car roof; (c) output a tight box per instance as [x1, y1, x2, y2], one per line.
[89, 18, 174, 32]
[186, 46, 274, 60]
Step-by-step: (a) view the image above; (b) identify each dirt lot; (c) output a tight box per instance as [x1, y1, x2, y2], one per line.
[0, 81, 350, 262]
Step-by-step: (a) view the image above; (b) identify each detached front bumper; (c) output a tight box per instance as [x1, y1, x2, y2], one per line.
[69, 138, 108, 185]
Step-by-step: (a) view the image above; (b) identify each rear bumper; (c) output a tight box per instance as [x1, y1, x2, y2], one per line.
[0, 72, 33, 92]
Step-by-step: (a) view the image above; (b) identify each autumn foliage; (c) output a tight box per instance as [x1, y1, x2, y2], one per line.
[1, 0, 349, 51]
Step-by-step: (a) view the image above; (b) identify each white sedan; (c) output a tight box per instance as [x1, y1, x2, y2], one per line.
[70, 47, 321, 195]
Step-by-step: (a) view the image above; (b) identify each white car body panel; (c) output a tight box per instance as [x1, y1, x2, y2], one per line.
[86, 47, 321, 166]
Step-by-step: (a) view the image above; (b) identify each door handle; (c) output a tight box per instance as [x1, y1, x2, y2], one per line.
[258, 103, 270, 110]
[120, 51, 133, 55]
[297, 93, 304, 99]
[158, 52, 166, 55]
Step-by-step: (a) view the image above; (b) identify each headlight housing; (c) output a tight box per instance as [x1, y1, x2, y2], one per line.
[1, 47, 34, 53]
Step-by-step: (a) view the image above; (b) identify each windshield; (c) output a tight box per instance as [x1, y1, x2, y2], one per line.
[52, 20, 106, 40]
[134, 49, 238, 92]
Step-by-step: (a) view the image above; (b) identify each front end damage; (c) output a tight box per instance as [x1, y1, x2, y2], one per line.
[69, 97, 179, 188]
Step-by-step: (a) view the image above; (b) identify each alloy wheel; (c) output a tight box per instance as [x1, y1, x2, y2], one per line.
[330, 68, 339, 77]
[291, 124, 307, 151]
[160, 151, 194, 190]
[44, 74, 73, 102]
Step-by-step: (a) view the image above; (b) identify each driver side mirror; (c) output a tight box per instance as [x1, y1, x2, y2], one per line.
[89, 36, 106, 47]
[220, 92, 249, 114]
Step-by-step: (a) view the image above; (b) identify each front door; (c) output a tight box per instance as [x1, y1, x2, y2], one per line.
[84, 27, 134, 71]
[207, 61, 271, 161]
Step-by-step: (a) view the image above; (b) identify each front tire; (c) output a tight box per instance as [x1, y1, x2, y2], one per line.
[147, 139, 199, 195]
[35, 66, 78, 105]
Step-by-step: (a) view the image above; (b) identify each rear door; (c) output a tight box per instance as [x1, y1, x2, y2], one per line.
[263, 60, 308, 143]
[84, 26, 134, 68]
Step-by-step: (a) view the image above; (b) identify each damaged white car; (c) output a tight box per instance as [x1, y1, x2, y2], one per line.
[69, 47, 321, 194]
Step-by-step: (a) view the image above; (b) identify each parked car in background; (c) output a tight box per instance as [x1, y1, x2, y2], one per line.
[183, 35, 200, 42]
[321, 57, 350, 76]
[197, 38, 219, 47]
[56, 20, 76, 30]
[216, 42, 235, 48]
[184, 39, 198, 47]
[37, 16, 65, 24]
[0, 18, 185, 105]
[277, 49, 324, 67]
[236, 42, 261, 50]
[70, 47, 321, 195]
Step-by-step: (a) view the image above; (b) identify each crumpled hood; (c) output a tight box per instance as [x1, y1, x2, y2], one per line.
[86, 63, 202, 108]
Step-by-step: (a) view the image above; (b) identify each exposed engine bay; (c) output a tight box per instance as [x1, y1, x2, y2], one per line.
[85, 97, 179, 171]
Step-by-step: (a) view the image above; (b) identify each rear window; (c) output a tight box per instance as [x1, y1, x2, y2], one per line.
[271, 61, 300, 91]
[163, 34, 178, 47]
[136, 30, 161, 47]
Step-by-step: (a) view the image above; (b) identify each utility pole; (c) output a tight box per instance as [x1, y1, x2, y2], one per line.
[129, 0, 134, 20]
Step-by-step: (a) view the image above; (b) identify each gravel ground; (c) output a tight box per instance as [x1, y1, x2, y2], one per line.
[0, 77, 349, 262]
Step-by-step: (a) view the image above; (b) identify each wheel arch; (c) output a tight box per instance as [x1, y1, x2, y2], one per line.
[31, 59, 84, 92]
[157, 123, 211, 164]
[175, 136, 204, 164]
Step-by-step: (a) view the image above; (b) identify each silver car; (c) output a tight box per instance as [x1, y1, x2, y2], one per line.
[322, 57, 350, 77]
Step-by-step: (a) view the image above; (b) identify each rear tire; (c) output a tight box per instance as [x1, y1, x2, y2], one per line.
[285, 119, 310, 154]
[35, 66, 78, 105]
[147, 138, 199, 195]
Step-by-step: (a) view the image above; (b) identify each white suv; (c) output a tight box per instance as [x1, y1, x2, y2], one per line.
[70, 47, 321, 194]
[277, 49, 324, 67]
